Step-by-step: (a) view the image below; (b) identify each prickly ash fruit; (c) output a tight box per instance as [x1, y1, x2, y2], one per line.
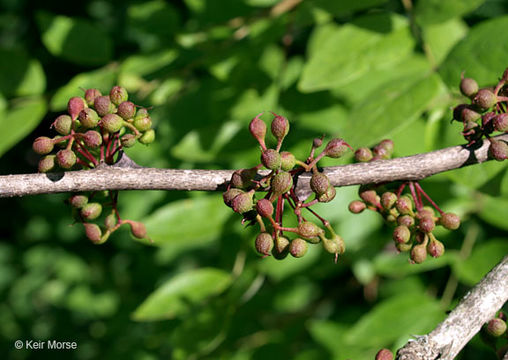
[121, 134, 136, 148]
[84, 223, 102, 243]
[79, 108, 100, 129]
[348, 200, 366, 213]
[397, 215, 415, 227]
[272, 236, 290, 259]
[486, 318, 507, 337]
[489, 139, 508, 161]
[427, 238, 445, 258]
[280, 151, 296, 171]
[313, 137, 323, 148]
[396, 195, 413, 215]
[473, 89, 497, 110]
[381, 192, 397, 210]
[80, 202, 102, 220]
[231, 168, 256, 189]
[67, 97, 86, 120]
[297, 221, 322, 240]
[104, 213, 117, 229]
[38, 155, 56, 173]
[56, 149, 77, 169]
[494, 113, 508, 132]
[117, 101, 136, 120]
[53, 115, 72, 135]
[101, 114, 124, 133]
[139, 129, 155, 144]
[83, 130, 102, 148]
[249, 113, 266, 144]
[255, 232, 274, 256]
[84, 88, 102, 107]
[261, 149, 281, 170]
[129, 221, 147, 239]
[461, 107, 481, 122]
[410, 244, 427, 264]
[289, 238, 308, 258]
[271, 171, 293, 196]
[69, 194, 88, 208]
[231, 192, 254, 214]
[223, 188, 245, 207]
[375, 349, 394, 360]
[373, 139, 394, 159]
[360, 189, 379, 206]
[460, 77, 479, 98]
[354, 147, 373, 162]
[133, 115, 152, 132]
[439, 212, 460, 230]
[256, 198, 274, 218]
[310, 172, 330, 196]
[418, 216, 435, 233]
[94, 95, 115, 116]
[324, 138, 350, 158]
[33, 137, 54, 155]
[271, 113, 289, 140]
[323, 234, 345, 255]
[318, 185, 336, 203]
[393, 225, 411, 244]
[109, 85, 128, 106]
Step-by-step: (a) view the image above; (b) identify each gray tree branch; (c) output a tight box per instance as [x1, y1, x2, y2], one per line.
[0, 134, 507, 198]
[396, 255, 508, 360]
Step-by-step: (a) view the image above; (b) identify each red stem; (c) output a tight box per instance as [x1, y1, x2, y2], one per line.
[409, 181, 423, 211]
[414, 182, 444, 215]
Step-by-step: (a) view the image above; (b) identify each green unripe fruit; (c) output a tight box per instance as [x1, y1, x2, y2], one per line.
[256, 198, 274, 218]
[249, 113, 266, 143]
[324, 138, 350, 158]
[223, 188, 245, 207]
[56, 149, 77, 169]
[439, 212, 460, 230]
[120, 134, 136, 148]
[129, 221, 147, 239]
[410, 244, 427, 264]
[396, 242, 412, 252]
[104, 213, 117, 229]
[69, 194, 88, 208]
[494, 113, 508, 132]
[84, 88, 102, 107]
[297, 221, 323, 240]
[67, 96, 86, 120]
[289, 238, 308, 258]
[101, 113, 124, 133]
[272, 236, 290, 260]
[396, 195, 413, 215]
[393, 225, 411, 244]
[427, 238, 445, 258]
[38, 155, 56, 173]
[83, 130, 102, 148]
[318, 185, 336, 203]
[460, 77, 479, 98]
[109, 85, 128, 106]
[94, 95, 115, 116]
[280, 151, 296, 171]
[473, 88, 497, 110]
[381, 192, 397, 210]
[486, 318, 507, 337]
[139, 129, 155, 144]
[261, 149, 281, 170]
[418, 216, 435, 233]
[84, 223, 102, 244]
[133, 116, 152, 132]
[33, 136, 54, 155]
[397, 214, 415, 227]
[271, 171, 293, 196]
[348, 200, 366, 213]
[80, 202, 102, 220]
[231, 168, 256, 189]
[354, 147, 373, 162]
[489, 139, 508, 161]
[310, 172, 330, 196]
[231, 192, 254, 213]
[117, 101, 136, 120]
[255, 232, 273, 256]
[271, 113, 289, 140]
[323, 234, 345, 255]
[79, 108, 100, 129]
[53, 115, 72, 135]
[375, 349, 394, 360]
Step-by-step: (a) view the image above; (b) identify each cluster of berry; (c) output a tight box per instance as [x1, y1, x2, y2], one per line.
[349, 140, 460, 264]
[33, 86, 153, 243]
[223, 112, 351, 261]
[453, 68, 508, 158]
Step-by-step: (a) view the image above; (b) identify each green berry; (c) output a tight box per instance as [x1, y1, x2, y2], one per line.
[280, 151, 296, 171]
[271, 113, 289, 140]
[84, 88, 102, 107]
[318, 185, 336, 203]
[381, 192, 397, 210]
[223, 188, 245, 207]
[33, 136, 54, 155]
[67, 96, 86, 120]
[83, 130, 102, 148]
[79, 108, 100, 129]
[410, 244, 427, 264]
[272, 236, 290, 260]
[101, 113, 124, 133]
[439, 213, 460, 230]
[348, 200, 366, 213]
[230, 168, 256, 189]
[473, 88, 497, 110]
[297, 221, 323, 240]
[69, 194, 88, 208]
[256, 198, 273, 218]
[271, 171, 293, 196]
[393, 225, 411, 244]
[231, 192, 254, 213]
[323, 234, 345, 255]
[255, 232, 273, 256]
[310, 172, 330, 196]
[80, 202, 102, 220]
[261, 149, 281, 170]
[486, 318, 507, 337]
[117, 101, 136, 120]
[133, 115, 152, 132]
[104, 213, 117, 229]
[38, 155, 56, 173]
[56, 149, 77, 169]
[354, 147, 373, 162]
[94, 95, 115, 116]
[139, 129, 155, 144]
[53, 115, 72, 135]
[109, 85, 128, 106]
[289, 238, 308, 258]
[460, 77, 479, 98]
[120, 134, 136, 148]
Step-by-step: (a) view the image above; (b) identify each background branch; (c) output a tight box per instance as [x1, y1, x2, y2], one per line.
[1, 134, 506, 198]
[396, 255, 508, 360]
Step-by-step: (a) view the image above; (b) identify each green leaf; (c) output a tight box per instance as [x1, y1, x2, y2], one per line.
[311, 0, 388, 17]
[452, 239, 508, 286]
[0, 96, 47, 158]
[132, 268, 232, 321]
[299, 12, 414, 92]
[345, 293, 444, 346]
[447, 160, 508, 189]
[440, 15, 508, 88]
[374, 251, 457, 277]
[50, 66, 118, 111]
[414, 0, 486, 25]
[38, 12, 112, 66]
[478, 194, 508, 230]
[341, 72, 443, 147]
[141, 195, 230, 248]
[421, 18, 468, 66]
[0, 49, 46, 97]
[127, 0, 179, 39]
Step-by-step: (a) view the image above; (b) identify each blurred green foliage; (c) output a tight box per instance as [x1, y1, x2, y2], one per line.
[0, 0, 507, 359]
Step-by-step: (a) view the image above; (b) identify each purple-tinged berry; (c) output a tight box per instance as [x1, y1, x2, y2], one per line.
[69, 194, 88, 208]
[94, 95, 115, 116]
[249, 113, 266, 145]
[33, 137, 54, 155]
[230, 168, 257, 189]
[460, 77, 479, 98]
[79, 108, 100, 129]
[56, 149, 77, 169]
[255, 232, 274, 256]
[348, 200, 366, 213]
[280, 151, 296, 171]
[231, 192, 254, 213]
[80, 202, 102, 220]
[117, 101, 136, 120]
[375, 349, 394, 360]
[120, 134, 136, 148]
[53, 115, 72, 135]
[101, 113, 124, 133]
[461, 107, 481, 122]
[397, 215, 415, 227]
[473, 88, 497, 110]
[323, 138, 351, 158]
[360, 189, 379, 206]
[393, 225, 411, 244]
[289, 238, 308, 258]
[271, 171, 293, 196]
[373, 139, 394, 159]
[318, 185, 336, 203]
[223, 188, 244, 207]
[139, 129, 155, 144]
[271, 113, 289, 140]
[256, 198, 274, 218]
[297, 221, 323, 240]
[354, 147, 373, 162]
[418, 216, 435, 233]
[109, 85, 128, 106]
[83, 130, 102, 148]
[396, 195, 413, 215]
[489, 139, 508, 161]
[84, 88, 102, 107]
[261, 149, 281, 170]
[494, 113, 508, 132]
[486, 318, 507, 337]
[439, 212, 460, 230]
[129, 221, 147, 239]
[381, 192, 397, 210]
[313, 137, 323, 148]
[84, 223, 102, 243]
[67, 97, 86, 120]
[427, 238, 445, 258]
[38, 155, 55, 173]
[310, 172, 330, 196]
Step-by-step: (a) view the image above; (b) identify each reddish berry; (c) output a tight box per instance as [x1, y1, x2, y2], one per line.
[67, 96, 86, 120]
[129, 221, 147, 239]
[410, 244, 427, 264]
[310, 172, 330, 196]
[348, 200, 366, 213]
[249, 113, 266, 144]
[94, 95, 115, 116]
[460, 77, 479, 98]
[69, 194, 88, 208]
[439, 213, 460, 230]
[84, 223, 102, 243]
[473, 88, 497, 110]
[223, 188, 244, 207]
[117, 101, 136, 120]
[427, 238, 445, 258]
[393, 225, 411, 244]
[324, 138, 351, 158]
[271, 171, 293, 196]
[84, 88, 102, 107]
[354, 147, 373, 162]
[231, 192, 254, 214]
[33, 137, 54, 155]
[255, 232, 274, 256]
[80, 202, 102, 220]
[83, 130, 102, 148]
[271, 113, 289, 140]
[101, 113, 124, 133]
[38, 155, 56, 173]
[494, 113, 508, 132]
[489, 139, 508, 161]
[261, 149, 281, 170]
[56, 149, 77, 169]
[375, 348, 394, 360]
[256, 199, 274, 218]
[109, 85, 128, 106]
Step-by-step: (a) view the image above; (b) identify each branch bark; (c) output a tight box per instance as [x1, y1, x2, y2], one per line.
[1, 134, 506, 198]
[396, 255, 508, 360]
